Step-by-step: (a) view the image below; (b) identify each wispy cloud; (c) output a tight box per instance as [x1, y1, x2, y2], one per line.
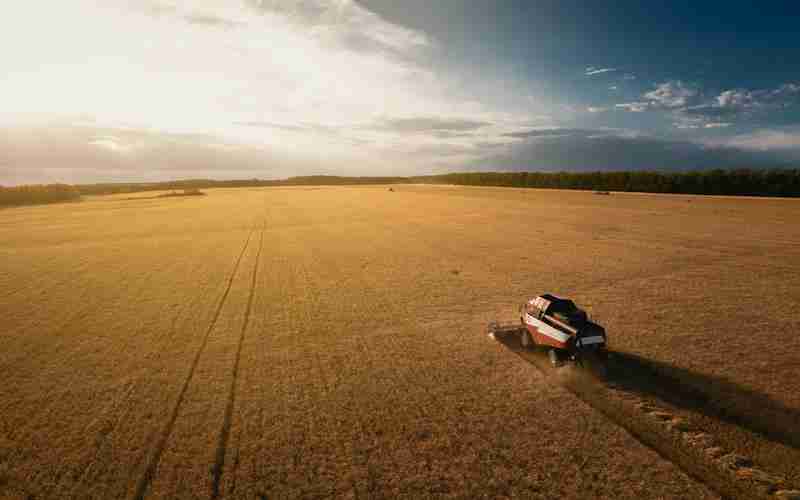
[234, 121, 342, 136]
[715, 128, 800, 151]
[471, 128, 797, 172]
[0, 125, 295, 185]
[501, 128, 629, 139]
[245, 0, 430, 54]
[703, 122, 731, 129]
[88, 136, 137, 154]
[615, 102, 649, 112]
[235, 121, 305, 131]
[2, 1, 551, 176]
[501, 128, 585, 139]
[371, 116, 491, 133]
[183, 12, 244, 29]
[585, 67, 618, 76]
[133, 0, 177, 17]
[5, 2, 797, 183]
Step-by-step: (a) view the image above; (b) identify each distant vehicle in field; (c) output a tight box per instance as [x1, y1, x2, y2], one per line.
[488, 294, 608, 367]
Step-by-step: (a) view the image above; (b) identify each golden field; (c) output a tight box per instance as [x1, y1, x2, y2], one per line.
[1, 185, 799, 499]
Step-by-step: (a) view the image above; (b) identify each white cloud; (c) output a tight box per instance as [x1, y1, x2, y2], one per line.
[716, 89, 753, 109]
[587, 106, 609, 113]
[585, 67, 617, 76]
[643, 81, 698, 108]
[671, 114, 705, 130]
[88, 136, 137, 154]
[615, 102, 649, 112]
[675, 82, 799, 122]
[0, 1, 549, 176]
[714, 83, 799, 111]
[0, 125, 310, 184]
[244, 0, 430, 52]
[620, 81, 702, 114]
[631, 80, 800, 128]
[720, 129, 800, 150]
[609, 86, 618, 91]
[472, 128, 797, 172]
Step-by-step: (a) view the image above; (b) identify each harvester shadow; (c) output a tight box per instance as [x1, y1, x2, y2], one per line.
[493, 331, 800, 453]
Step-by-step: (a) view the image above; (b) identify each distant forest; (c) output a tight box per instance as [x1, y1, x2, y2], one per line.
[0, 184, 81, 207]
[413, 169, 800, 197]
[2, 169, 799, 207]
[75, 176, 409, 196]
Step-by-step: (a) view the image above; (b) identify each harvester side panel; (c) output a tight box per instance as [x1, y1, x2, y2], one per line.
[523, 313, 571, 349]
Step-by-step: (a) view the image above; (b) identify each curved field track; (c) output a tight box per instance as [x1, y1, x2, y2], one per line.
[1, 185, 799, 499]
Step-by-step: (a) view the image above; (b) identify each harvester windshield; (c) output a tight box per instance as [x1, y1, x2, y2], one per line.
[547, 298, 588, 325]
[543, 297, 577, 315]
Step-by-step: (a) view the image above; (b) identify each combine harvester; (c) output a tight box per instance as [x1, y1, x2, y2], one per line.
[488, 294, 608, 369]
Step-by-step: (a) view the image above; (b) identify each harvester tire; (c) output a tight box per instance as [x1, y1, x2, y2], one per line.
[548, 349, 562, 367]
[520, 330, 532, 349]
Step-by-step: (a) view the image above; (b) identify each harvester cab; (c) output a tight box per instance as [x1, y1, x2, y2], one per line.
[520, 294, 608, 367]
[488, 294, 608, 369]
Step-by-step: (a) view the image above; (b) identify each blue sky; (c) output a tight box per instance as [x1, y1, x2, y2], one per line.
[360, 0, 800, 154]
[1, 1, 799, 183]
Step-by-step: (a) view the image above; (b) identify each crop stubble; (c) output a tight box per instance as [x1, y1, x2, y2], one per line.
[1, 185, 798, 498]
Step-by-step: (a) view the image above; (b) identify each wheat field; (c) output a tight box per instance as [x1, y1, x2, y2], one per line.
[1, 185, 799, 499]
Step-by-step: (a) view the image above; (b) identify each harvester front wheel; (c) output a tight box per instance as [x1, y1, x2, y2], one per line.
[548, 349, 562, 367]
[520, 330, 532, 349]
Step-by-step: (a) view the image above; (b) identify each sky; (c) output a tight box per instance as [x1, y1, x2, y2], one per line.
[1, 0, 799, 184]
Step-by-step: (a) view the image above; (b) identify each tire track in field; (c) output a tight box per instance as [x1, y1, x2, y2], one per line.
[61, 248, 235, 499]
[493, 331, 790, 500]
[211, 221, 265, 499]
[133, 226, 255, 500]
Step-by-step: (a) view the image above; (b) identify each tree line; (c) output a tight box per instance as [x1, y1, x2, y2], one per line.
[3, 169, 800, 207]
[412, 169, 800, 197]
[77, 170, 800, 197]
[0, 184, 81, 207]
[75, 176, 409, 196]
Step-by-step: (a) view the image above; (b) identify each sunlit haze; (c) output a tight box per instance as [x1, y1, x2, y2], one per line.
[2, 1, 799, 184]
